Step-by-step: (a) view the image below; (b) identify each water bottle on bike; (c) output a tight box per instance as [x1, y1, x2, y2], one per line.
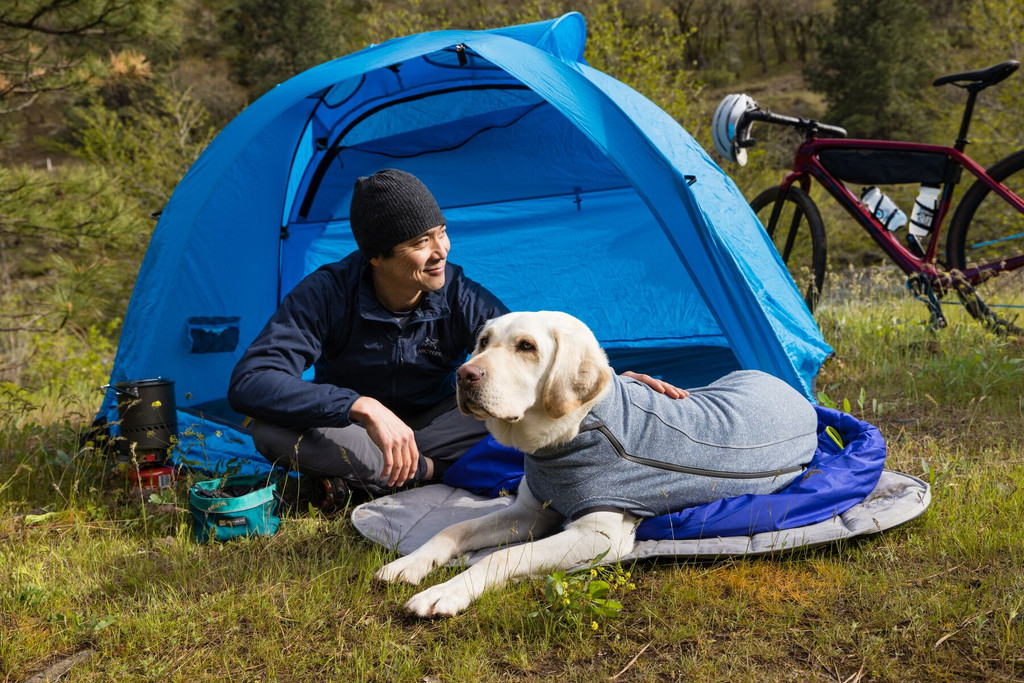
[907, 184, 941, 256]
[860, 186, 907, 232]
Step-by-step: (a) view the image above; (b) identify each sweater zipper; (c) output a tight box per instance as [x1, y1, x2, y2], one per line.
[581, 423, 805, 480]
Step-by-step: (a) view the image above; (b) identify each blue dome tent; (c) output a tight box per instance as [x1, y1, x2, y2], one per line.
[98, 13, 832, 474]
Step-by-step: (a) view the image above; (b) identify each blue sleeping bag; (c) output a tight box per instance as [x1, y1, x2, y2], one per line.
[443, 405, 886, 540]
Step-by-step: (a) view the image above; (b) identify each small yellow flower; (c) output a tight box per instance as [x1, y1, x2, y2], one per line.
[561, 581, 568, 590]
[591, 621, 599, 631]
[563, 598, 571, 606]
[151, 400, 162, 407]
[628, 583, 636, 590]
[590, 569, 598, 577]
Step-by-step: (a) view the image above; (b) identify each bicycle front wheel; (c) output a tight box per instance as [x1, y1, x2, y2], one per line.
[750, 185, 827, 312]
[946, 149, 1024, 313]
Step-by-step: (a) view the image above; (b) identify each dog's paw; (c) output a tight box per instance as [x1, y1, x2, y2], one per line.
[404, 582, 473, 618]
[375, 554, 433, 585]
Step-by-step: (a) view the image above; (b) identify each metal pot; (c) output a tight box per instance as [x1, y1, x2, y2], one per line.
[109, 378, 177, 465]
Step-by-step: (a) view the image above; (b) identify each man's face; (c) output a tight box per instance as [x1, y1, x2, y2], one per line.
[370, 224, 450, 295]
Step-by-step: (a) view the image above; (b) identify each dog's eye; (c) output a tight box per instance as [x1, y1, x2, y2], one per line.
[516, 340, 536, 352]
[478, 336, 489, 349]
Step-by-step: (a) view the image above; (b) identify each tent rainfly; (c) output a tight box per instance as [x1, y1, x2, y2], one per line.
[97, 13, 832, 474]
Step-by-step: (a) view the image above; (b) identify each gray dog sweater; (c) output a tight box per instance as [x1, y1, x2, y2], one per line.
[524, 370, 819, 519]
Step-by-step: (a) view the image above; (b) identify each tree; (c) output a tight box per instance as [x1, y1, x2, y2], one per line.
[0, 164, 138, 335]
[0, 0, 185, 117]
[0, 79, 214, 383]
[962, 0, 1024, 157]
[665, 0, 737, 69]
[584, 2, 702, 129]
[805, 0, 944, 140]
[220, 0, 367, 99]
[65, 78, 215, 206]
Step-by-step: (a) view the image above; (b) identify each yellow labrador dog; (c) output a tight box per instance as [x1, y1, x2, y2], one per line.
[377, 311, 818, 617]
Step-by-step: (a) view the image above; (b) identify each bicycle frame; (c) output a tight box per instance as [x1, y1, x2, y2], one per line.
[774, 137, 1024, 286]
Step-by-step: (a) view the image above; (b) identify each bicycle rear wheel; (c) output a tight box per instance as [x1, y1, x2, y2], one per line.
[946, 149, 1024, 321]
[750, 185, 827, 312]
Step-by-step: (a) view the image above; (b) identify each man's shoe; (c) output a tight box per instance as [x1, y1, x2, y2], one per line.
[320, 476, 351, 513]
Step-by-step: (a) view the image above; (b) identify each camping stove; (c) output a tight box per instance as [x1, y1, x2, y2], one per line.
[126, 465, 176, 492]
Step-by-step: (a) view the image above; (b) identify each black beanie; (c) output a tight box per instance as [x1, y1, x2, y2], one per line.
[349, 169, 446, 258]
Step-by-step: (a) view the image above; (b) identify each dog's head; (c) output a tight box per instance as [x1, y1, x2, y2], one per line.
[456, 311, 612, 450]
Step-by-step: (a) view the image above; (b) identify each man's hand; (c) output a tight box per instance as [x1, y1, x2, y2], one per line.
[621, 371, 689, 399]
[350, 397, 419, 486]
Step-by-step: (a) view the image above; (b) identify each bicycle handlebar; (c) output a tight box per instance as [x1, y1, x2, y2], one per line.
[745, 108, 847, 140]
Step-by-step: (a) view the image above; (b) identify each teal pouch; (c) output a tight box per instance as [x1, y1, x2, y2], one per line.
[189, 474, 280, 543]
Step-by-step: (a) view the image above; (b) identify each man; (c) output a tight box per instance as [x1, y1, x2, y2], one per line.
[229, 169, 683, 506]
[229, 169, 502, 504]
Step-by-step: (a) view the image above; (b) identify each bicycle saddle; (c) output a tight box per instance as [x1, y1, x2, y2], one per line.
[933, 60, 1019, 90]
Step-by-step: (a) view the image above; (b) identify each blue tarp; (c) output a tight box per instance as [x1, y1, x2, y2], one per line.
[98, 13, 832, 472]
[443, 406, 886, 540]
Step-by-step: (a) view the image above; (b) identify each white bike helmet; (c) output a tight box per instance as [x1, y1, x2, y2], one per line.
[712, 94, 758, 166]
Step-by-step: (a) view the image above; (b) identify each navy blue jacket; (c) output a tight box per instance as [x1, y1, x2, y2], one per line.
[228, 252, 507, 428]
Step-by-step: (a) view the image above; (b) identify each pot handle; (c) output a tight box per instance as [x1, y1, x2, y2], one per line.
[100, 384, 139, 398]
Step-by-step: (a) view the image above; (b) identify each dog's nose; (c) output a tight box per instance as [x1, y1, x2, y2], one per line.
[458, 364, 485, 385]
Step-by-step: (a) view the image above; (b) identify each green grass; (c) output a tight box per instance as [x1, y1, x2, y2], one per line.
[2, 286, 1024, 681]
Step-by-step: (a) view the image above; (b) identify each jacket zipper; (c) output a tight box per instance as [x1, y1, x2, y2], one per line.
[389, 327, 403, 400]
[581, 423, 805, 480]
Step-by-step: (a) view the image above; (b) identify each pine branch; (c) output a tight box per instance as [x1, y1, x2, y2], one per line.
[0, 0, 135, 38]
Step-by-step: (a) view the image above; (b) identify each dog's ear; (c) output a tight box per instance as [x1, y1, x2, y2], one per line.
[542, 328, 612, 419]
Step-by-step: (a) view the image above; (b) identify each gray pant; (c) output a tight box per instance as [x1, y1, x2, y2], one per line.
[250, 398, 489, 495]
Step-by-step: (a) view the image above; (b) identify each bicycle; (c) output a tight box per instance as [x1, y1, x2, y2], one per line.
[712, 60, 1024, 333]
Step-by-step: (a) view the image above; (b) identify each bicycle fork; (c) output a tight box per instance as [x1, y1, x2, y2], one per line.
[769, 177, 809, 261]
